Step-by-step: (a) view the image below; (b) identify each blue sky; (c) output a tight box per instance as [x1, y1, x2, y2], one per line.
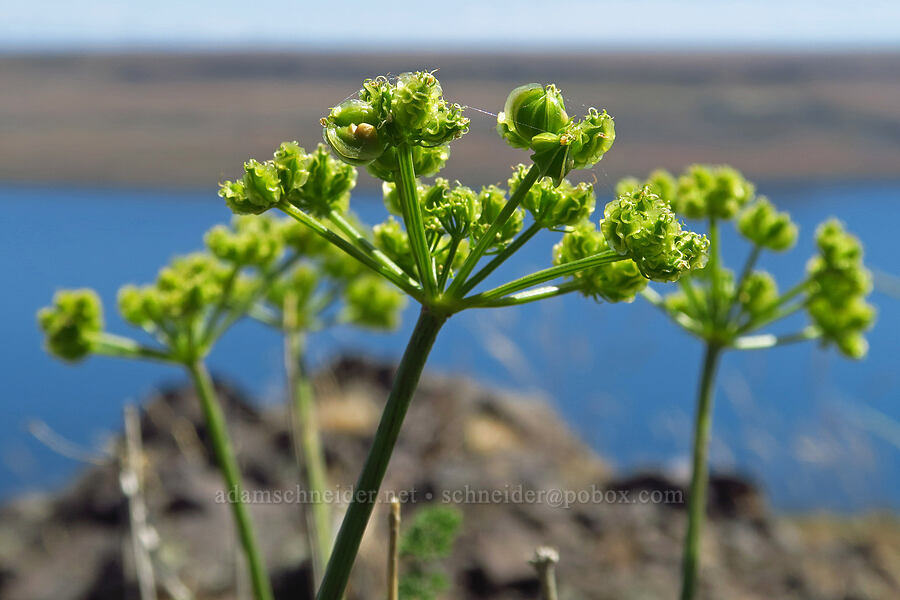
[3, 0, 899, 51]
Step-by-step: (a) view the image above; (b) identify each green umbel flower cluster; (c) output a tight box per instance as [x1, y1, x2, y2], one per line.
[118, 253, 231, 331]
[38, 289, 103, 362]
[497, 84, 615, 185]
[601, 187, 709, 282]
[422, 179, 479, 239]
[367, 145, 450, 183]
[220, 142, 355, 217]
[622, 165, 755, 220]
[737, 197, 798, 251]
[322, 72, 468, 169]
[806, 220, 875, 359]
[553, 222, 647, 302]
[206, 215, 285, 267]
[509, 164, 595, 229]
[470, 184, 524, 251]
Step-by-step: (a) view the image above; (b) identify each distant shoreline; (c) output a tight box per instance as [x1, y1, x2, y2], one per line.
[3, 51, 899, 188]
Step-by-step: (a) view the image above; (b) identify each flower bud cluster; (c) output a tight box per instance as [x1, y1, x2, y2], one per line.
[118, 253, 231, 329]
[470, 184, 524, 251]
[422, 179, 480, 239]
[737, 198, 798, 251]
[38, 289, 103, 361]
[601, 187, 709, 282]
[220, 142, 355, 217]
[553, 222, 647, 302]
[497, 84, 615, 185]
[205, 215, 284, 266]
[322, 72, 468, 169]
[341, 275, 407, 329]
[806, 220, 875, 358]
[509, 164, 595, 229]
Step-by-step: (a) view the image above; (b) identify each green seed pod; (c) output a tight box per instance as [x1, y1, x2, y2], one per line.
[497, 83, 570, 149]
[284, 143, 356, 217]
[342, 275, 408, 330]
[737, 197, 798, 251]
[738, 271, 779, 318]
[615, 177, 642, 197]
[324, 122, 387, 167]
[205, 215, 284, 267]
[568, 108, 616, 170]
[273, 141, 312, 194]
[38, 289, 103, 362]
[528, 131, 574, 187]
[509, 165, 595, 229]
[470, 184, 524, 251]
[601, 187, 709, 282]
[242, 159, 283, 212]
[553, 221, 646, 303]
[674, 165, 755, 220]
[118, 284, 160, 329]
[373, 217, 417, 279]
[392, 71, 444, 133]
[366, 145, 450, 182]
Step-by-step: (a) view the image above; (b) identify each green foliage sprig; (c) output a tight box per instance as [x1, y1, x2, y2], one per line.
[618, 164, 875, 600]
[398, 506, 463, 600]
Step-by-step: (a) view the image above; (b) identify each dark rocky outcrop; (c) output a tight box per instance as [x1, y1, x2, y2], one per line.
[0, 356, 897, 599]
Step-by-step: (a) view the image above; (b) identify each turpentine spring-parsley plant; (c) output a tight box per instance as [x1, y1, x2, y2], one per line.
[37, 212, 400, 600]
[615, 165, 876, 600]
[218, 71, 709, 600]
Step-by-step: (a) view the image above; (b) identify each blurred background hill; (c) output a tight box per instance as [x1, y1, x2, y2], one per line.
[3, 51, 900, 189]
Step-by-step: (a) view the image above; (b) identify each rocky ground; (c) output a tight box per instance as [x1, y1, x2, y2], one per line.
[1, 357, 897, 599]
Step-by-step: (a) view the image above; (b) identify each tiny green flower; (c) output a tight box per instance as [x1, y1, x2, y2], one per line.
[470, 184, 524, 251]
[273, 141, 313, 195]
[205, 215, 284, 267]
[341, 275, 408, 329]
[601, 187, 709, 281]
[243, 159, 283, 211]
[553, 222, 647, 302]
[567, 108, 616, 170]
[284, 143, 356, 217]
[509, 165, 595, 229]
[37, 289, 103, 362]
[373, 217, 417, 278]
[674, 165, 755, 220]
[424, 180, 480, 239]
[737, 197, 798, 251]
[737, 271, 779, 318]
[496, 83, 570, 149]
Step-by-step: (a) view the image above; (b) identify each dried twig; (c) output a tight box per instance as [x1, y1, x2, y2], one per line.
[530, 546, 559, 600]
[387, 497, 401, 600]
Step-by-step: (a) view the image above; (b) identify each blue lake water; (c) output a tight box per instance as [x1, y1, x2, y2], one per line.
[2, 181, 898, 512]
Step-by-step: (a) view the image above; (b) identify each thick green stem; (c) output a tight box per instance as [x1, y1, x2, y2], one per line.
[680, 344, 722, 600]
[396, 144, 438, 296]
[447, 163, 542, 297]
[328, 210, 413, 289]
[460, 221, 542, 295]
[469, 281, 581, 308]
[315, 307, 446, 600]
[187, 361, 273, 600]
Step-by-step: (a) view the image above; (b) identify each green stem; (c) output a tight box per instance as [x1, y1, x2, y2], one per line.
[731, 326, 820, 350]
[678, 276, 707, 322]
[639, 288, 705, 336]
[463, 251, 625, 306]
[316, 307, 446, 600]
[459, 221, 542, 295]
[707, 217, 723, 325]
[89, 332, 178, 365]
[278, 201, 423, 301]
[187, 361, 273, 600]
[447, 163, 542, 297]
[437, 236, 462, 291]
[328, 210, 413, 288]
[396, 144, 438, 296]
[726, 245, 761, 322]
[680, 343, 722, 600]
[468, 281, 581, 308]
[284, 326, 332, 585]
